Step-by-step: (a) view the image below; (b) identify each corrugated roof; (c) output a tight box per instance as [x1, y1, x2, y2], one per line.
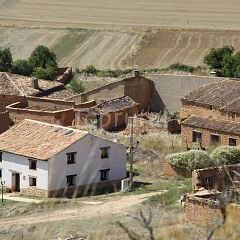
[182, 116, 240, 135]
[0, 119, 88, 160]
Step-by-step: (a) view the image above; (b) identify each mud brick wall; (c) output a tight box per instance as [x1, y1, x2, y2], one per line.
[0, 111, 10, 134]
[57, 67, 73, 84]
[162, 161, 191, 178]
[185, 196, 222, 225]
[74, 100, 97, 109]
[181, 124, 240, 149]
[192, 164, 240, 192]
[0, 94, 24, 112]
[48, 180, 121, 198]
[71, 76, 153, 111]
[181, 101, 240, 123]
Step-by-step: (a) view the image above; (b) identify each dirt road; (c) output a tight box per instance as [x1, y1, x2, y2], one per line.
[0, 192, 163, 226]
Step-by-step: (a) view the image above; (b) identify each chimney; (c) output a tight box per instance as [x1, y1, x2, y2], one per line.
[134, 69, 140, 77]
[31, 78, 39, 89]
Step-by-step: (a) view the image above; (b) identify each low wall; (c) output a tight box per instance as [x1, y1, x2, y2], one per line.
[0, 111, 10, 134]
[186, 196, 222, 225]
[48, 180, 121, 198]
[162, 161, 191, 178]
[21, 187, 48, 197]
[0, 94, 24, 112]
[57, 67, 73, 84]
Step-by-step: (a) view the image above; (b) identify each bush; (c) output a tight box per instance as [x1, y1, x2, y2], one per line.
[167, 150, 214, 172]
[33, 67, 57, 80]
[169, 63, 195, 73]
[84, 65, 97, 76]
[0, 48, 12, 72]
[11, 59, 33, 76]
[210, 146, 240, 165]
[69, 77, 84, 93]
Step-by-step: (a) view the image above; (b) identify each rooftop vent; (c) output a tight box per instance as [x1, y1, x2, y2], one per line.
[134, 69, 140, 77]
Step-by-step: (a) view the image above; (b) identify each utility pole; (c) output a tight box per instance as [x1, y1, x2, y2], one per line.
[1, 180, 5, 203]
[129, 117, 134, 191]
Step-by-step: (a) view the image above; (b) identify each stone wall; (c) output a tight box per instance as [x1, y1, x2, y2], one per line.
[185, 196, 222, 225]
[181, 124, 240, 149]
[57, 67, 73, 84]
[21, 187, 48, 197]
[162, 161, 191, 178]
[0, 111, 10, 134]
[48, 180, 121, 198]
[192, 164, 240, 192]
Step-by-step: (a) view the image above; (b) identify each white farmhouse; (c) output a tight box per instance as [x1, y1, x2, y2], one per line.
[0, 119, 126, 197]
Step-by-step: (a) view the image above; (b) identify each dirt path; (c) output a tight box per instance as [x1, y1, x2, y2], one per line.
[0, 192, 163, 226]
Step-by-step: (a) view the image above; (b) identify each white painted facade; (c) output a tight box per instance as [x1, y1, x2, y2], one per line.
[0, 134, 126, 193]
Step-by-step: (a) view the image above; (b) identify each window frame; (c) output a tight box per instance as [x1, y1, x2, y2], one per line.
[192, 131, 202, 143]
[100, 147, 110, 159]
[29, 176, 37, 187]
[229, 138, 237, 146]
[66, 174, 77, 187]
[100, 169, 110, 181]
[210, 134, 220, 145]
[29, 159, 37, 170]
[66, 152, 77, 165]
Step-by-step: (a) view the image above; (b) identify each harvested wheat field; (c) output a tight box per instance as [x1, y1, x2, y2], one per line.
[1, 0, 240, 69]
[1, 0, 240, 30]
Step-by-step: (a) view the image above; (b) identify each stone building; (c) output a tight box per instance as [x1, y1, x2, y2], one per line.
[181, 79, 240, 149]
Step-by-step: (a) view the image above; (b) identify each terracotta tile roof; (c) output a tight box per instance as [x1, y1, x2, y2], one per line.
[43, 88, 78, 100]
[0, 119, 88, 160]
[77, 96, 139, 114]
[182, 80, 240, 112]
[182, 116, 240, 135]
[0, 72, 62, 96]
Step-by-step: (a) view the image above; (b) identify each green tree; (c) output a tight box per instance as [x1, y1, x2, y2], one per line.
[33, 67, 57, 80]
[0, 48, 13, 72]
[204, 46, 234, 71]
[11, 59, 33, 76]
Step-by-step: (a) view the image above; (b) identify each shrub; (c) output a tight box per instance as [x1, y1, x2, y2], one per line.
[33, 67, 57, 80]
[11, 59, 33, 76]
[167, 150, 214, 172]
[69, 77, 84, 93]
[169, 63, 195, 73]
[0, 47, 12, 72]
[210, 146, 240, 165]
[84, 65, 97, 75]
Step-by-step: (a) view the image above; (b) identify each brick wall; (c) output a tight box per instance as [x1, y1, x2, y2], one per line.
[181, 124, 240, 149]
[192, 164, 240, 192]
[162, 161, 191, 178]
[0, 111, 10, 134]
[185, 196, 222, 225]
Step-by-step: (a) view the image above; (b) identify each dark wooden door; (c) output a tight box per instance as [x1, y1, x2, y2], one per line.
[15, 173, 20, 192]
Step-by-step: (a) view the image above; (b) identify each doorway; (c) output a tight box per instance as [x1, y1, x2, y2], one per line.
[12, 172, 20, 192]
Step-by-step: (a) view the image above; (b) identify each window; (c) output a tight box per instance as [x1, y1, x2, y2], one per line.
[66, 175, 76, 186]
[101, 147, 110, 159]
[66, 152, 76, 164]
[29, 159, 37, 170]
[204, 177, 213, 189]
[0, 152, 2, 162]
[100, 169, 110, 181]
[192, 131, 202, 143]
[29, 177, 37, 187]
[0, 169, 2, 179]
[229, 138, 237, 146]
[210, 134, 220, 145]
